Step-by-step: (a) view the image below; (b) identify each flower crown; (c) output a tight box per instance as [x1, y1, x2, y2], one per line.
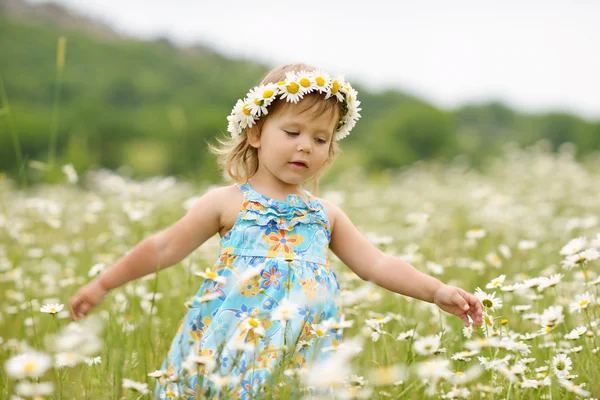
[226, 70, 361, 141]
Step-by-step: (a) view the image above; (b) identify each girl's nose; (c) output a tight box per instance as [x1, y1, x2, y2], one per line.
[297, 135, 312, 153]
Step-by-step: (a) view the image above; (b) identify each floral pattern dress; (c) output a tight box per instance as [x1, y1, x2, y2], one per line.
[154, 182, 343, 399]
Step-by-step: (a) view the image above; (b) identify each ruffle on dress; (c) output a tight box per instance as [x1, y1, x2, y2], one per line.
[239, 183, 331, 239]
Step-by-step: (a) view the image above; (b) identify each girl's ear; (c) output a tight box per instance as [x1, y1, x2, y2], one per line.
[246, 126, 261, 149]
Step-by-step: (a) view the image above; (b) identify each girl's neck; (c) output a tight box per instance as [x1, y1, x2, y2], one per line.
[247, 175, 308, 203]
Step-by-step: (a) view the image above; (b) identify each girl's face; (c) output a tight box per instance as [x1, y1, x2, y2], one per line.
[249, 99, 339, 187]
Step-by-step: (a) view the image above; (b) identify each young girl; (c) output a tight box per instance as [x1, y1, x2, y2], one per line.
[69, 63, 483, 399]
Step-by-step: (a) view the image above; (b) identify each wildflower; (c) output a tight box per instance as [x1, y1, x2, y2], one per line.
[484, 253, 502, 269]
[40, 303, 64, 314]
[368, 364, 406, 385]
[559, 237, 587, 256]
[485, 274, 505, 289]
[518, 240, 537, 250]
[466, 228, 486, 240]
[271, 298, 299, 322]
[537, 273, 563, 291]
[84, 356, 102, 366]
[55, 352, 85, 367]
[561, 248, 600, 269]
[552, 353, 572, 377]
[539, 305, 564, 333]
[474, 288, 503, 311]
[5, 351, 53, 379]
[15, 381, 54, 397]
[569, 292, 595, 313]
[557, 379, 591, 397]
[396, 329, 416, 341]
[451, 349, 480, 361]
[194, 268, 227, 284]
[413, 335, 441, 356]
[498, 244, 512, 259]
[240, 317, 266, 338]
[122, 378, 150, 394]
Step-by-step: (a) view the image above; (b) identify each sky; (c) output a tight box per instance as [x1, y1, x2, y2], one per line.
[33, 0, 600, 120]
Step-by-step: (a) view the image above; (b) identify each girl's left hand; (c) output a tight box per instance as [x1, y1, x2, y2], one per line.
[433, 284, 483, 328]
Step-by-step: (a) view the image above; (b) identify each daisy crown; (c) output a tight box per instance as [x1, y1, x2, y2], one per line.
[226, 70, 362, 141]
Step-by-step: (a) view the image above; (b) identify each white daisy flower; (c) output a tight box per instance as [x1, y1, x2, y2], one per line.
[465, 228, 486, 240]
[396, 329, 416, 341]
[552, 353, 572, 377]
[326, 75, 346, 102]
[246, 83, 278, 116]
[278, 78, 304, 103]
[15, 381, 54, 397]
[558, 378, 590, 397]
[194, 268, 226, 284]
[61, 163, 78, 184]
[122, 378, 150, 394]
[537, 273, 563, 291]
[518, 240, 537, 250]
[539, 305, 565, 332]
[228, 99, 256, 130]
[413, 334, 441, 356]
[240, 317, 265, 338]
[498, 244, 512, 259]
[590, 233, 600, 248]
[309, 323, 329, 339]
[485, 252, 502, 268]
[559, 236, 587, 256]
[474, 288, 503, 311]
[561, 248, 600, 269]
[271, 298, 299, 322]
[312, 69, 332, 94]
[569, 292, 595, 313]
[485, 274, 506, 289]
[40, 303, 64, 314]
[295, 70, 316, 94]
[5, 351, 53, 379]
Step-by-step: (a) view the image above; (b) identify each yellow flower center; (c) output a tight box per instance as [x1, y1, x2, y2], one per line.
[206, 271, 217, 279]
[483, 299, 493, 308]
[262, 89, 274, 99]
[484, 315, 493, 326]
[242, 104, 251, 115]
[254, 98, 262, 105]
[579, 300, 589, 307]
[455, 371, 464, 375]
[501, 319, 508, 325]
[277, 80, 286, 85]
[555, 361, 565, 370]
[315, 329, 324, 336]
[166, 391, 176, 397]
[331, 80, 339, 93]
[299, 77, 311, 88]
[248, 319, 259, 328]
[24, 361, 36, 374]
[315, 76, 325, 86]
[287, 82, 299, 94]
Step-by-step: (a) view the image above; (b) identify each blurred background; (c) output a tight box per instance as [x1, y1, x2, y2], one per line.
[1, 0, 599, 184]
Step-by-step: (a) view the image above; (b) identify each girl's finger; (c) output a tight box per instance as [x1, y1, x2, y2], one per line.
[454, 292, 470, 311]
[78, 301, 91, 318]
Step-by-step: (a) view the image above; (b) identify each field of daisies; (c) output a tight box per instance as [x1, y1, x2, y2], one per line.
[1, 140, 599, 399]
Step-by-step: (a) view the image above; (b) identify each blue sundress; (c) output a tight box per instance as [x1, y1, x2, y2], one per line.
[154, 182, 343, 399]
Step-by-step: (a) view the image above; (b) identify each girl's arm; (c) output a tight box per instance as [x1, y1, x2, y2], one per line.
[325, 200, 482, 327]
[70, 187, 228, 319]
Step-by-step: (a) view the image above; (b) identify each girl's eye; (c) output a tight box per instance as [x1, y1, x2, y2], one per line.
[316, 138, 328, 144]
[284, 131, 299, 136]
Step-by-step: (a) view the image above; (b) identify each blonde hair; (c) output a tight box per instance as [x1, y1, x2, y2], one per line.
[209, 63, 341, 194]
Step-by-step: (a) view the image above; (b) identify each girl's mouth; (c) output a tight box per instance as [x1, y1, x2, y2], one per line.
[289, 161, 308, 169]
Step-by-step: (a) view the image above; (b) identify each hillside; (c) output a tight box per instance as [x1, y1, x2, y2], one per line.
[1, 0, 599, 182]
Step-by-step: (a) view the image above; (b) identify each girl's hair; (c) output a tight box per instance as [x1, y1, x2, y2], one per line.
[209, 63, 341, 194]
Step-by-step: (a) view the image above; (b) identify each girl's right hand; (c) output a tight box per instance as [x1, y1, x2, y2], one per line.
[69, 280, 109, 321]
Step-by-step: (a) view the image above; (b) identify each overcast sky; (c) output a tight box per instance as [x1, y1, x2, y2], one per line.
[34, 0, 600, 120]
